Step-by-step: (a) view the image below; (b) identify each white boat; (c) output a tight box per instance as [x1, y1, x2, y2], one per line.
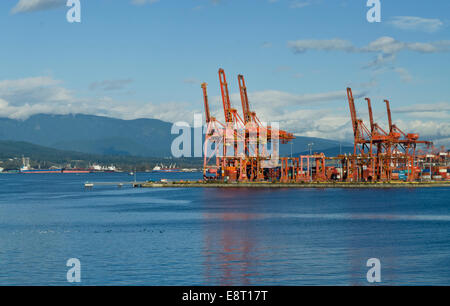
[152, 163, 180, 173]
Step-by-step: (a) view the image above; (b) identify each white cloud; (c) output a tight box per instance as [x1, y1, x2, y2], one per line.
[0, 76, 71, 106]
[0, 76, 447, 145]
[393, 67, 413, 83]
[131, 0, 159, 5]
[398, 119, 450, 140]
[363, 37, 450, 55]
[205, 88, 367, 141]
[248, 89, 365, 108]
[393, 102, 450, 115]
[11, 0, 65, 14]
[289, 36, 450, 55]
[363, 53, 397, 69]
[389, 16, 444, 33]
[208, 88, 366, 113]
[89, 79, 133, 91]
[289, 36, 450, 82]
[0, 76, 199, 123]
[183, 78, 201, 85]
[290, 1, 312, 9]
[107, 101, 198, 123]
[261, 41, 273, 48]
[361, 37, 405, 54]
[288, 39, 355, 53]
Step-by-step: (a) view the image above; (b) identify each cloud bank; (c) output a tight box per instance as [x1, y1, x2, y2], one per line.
[388, 16, 444, 33]
[11, 0, 65, 14]
[0, 76, 448, 146]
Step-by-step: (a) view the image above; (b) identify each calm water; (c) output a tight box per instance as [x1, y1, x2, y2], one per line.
[0, 172, 449, 285]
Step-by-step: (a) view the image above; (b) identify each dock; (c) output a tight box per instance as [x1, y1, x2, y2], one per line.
[84, 181, 146, 189]
[137, 181, 450, 189]
[83, 180, 450, 189]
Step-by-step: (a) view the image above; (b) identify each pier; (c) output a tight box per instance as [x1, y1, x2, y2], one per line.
[84, 181, 146, 189]
[137, 181, 450, 189]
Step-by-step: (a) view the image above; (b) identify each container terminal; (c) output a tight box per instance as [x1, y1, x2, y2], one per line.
[93, 68, 450, 189]
[194, 68, 449, 185]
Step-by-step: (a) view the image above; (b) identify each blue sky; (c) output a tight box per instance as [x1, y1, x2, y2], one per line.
[0, 0, 449, 145]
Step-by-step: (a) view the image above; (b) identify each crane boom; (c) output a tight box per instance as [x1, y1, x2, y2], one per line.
[201, 83, 211, 124]
[347, 88, 358, 136]
[238, 74, 252, 124]
[218, 68, 233, 123]
[365, 98, 374, 133]
[384, 100, 393, 133]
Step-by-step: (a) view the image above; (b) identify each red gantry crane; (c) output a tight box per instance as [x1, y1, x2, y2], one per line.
[364, 97, 390, 180]
[202, 82, 225, 180]
[383, 99, 432, 181]
[237, 73, 295, 181]
[345, 87, 433, 182]
[202, 68, 296, 182]
[347, 88, 372, 156]
[218, 68, 247, 181]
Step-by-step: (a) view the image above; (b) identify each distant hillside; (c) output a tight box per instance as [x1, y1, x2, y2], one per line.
[0, 114, 174, 157]
[0, 140, 201, 170]
[296, 145, 355, 157]
[0, 140, 95, 162]
[0, 114, 352, 158]
[279, 136, 352, 156]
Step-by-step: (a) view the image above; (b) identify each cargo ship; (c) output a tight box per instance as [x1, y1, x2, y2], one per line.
[152, 163, 181, 173]
[62, 168, 92, 174]
[20, 168, 62, 174]
[20, 157, 62, 174]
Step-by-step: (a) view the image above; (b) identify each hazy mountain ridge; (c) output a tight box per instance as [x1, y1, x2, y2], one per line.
[0, 140, 201, 170]
[0, 114, 352, 158]
[0, 114, 175, 157]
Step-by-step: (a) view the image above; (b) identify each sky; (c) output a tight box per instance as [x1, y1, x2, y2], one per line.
[0, 0, 449, 146]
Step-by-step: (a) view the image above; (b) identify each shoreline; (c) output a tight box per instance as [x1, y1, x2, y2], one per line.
[137, 181, 450, 189]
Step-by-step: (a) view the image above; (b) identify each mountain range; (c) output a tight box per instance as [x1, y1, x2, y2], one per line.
[0, 114, 352, 158]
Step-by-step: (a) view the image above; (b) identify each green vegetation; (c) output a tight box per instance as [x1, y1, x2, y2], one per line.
[0, 140, 202, 171]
